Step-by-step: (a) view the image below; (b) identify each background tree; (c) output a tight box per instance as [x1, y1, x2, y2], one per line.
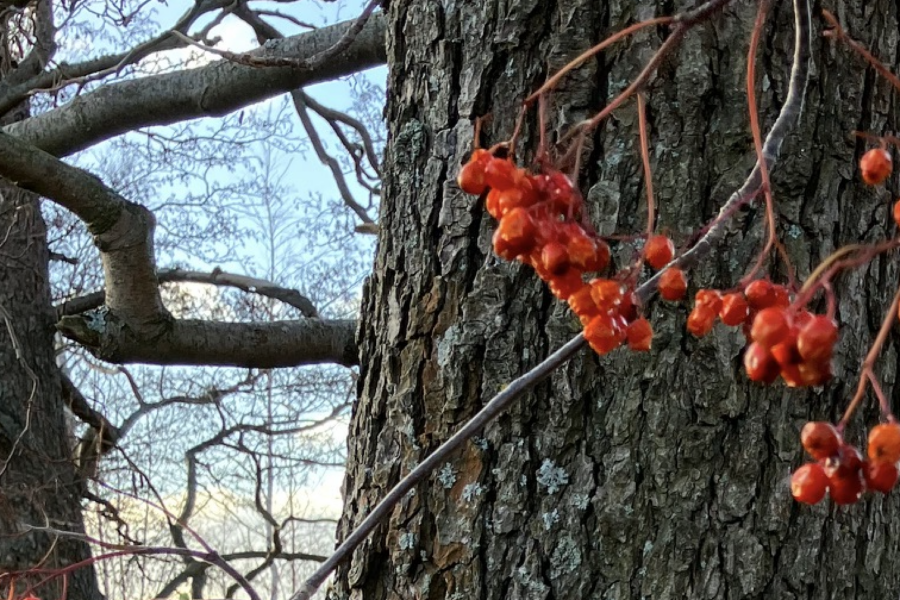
[0, 0, 385, 598]
[329, 0, 900, 599]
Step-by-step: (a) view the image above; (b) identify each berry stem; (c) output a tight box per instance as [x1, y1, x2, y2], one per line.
[524, 16, 674, 106]
[823, 10, 900, 96]
[744, 0, 796, 289]
[794, 239, 900, 308]
[637, 92, 656, 237]
[838, 282, 900, 431]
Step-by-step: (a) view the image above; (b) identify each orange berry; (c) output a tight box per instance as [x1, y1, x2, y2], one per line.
[644, 235, 674, 270]
[860, 148, 892, 185]
[589, 279, 623, 310]
[541, 242, 570, 276]
[458, 160, 487, 195]
[743, 342, 779, 383]
[865, 461, 899, 493]
[584, 313, 624, 355]
[694, 289, 723, 313]
[744, 279, 777, 310]
[719, 293, 749, 326]
[894, 199, 900, 228]
[582, 238, 611, 273]
[750, 307, 791, 348]
[827, 445, 864, 505]
[568, 286, 599, 321]
[567, 229, 601, 271]
[485, 189, 502, 219]
[493, 208, 536, 260]
[687, 304, 716, 337]
[548, 269, 585, 300]
[867, 423, 900, 464]
[483, 158, 518, 190]
[657, 267, 687, 301]
[791, 463, 829, 504]
[797, 315, 838, 363]
[801, 421, 841, 460]
[626, 317, 653, 351]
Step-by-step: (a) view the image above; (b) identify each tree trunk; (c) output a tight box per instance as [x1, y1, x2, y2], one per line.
[332, 0, 900, 598]
[0, 182, 102, 600]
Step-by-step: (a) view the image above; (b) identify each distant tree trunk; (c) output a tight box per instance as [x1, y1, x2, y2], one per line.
[332, 0, 900, 598]
[0, 181, 101, 599]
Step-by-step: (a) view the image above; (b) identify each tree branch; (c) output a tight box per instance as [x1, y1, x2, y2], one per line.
[57, 267, 319, 318]
[56, 313, 358, 368]
[0, 131, 358, 368]
[4, 12, 387, 157]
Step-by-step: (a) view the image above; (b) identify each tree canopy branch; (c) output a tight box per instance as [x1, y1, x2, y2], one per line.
[0, 130, 358, 368]
[4, 12, 387, 157]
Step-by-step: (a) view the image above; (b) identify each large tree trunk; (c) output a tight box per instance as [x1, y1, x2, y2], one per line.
[332, 0, 900, 598]
[0, 182, 102, 600]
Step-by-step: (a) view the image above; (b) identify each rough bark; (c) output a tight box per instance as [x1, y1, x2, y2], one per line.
[0, 182, 102, 600]
[333, 1, 900, 599]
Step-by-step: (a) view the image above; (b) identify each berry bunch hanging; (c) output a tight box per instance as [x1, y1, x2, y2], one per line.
[458, 149, 684, 356]
[791, 422, 900, 505]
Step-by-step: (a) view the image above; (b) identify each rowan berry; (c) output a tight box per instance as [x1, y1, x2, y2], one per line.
[582, 238, 611, 273]
[801, 421, 841, 460]
[750, 307, 791, 348]
[644, 235, 674, 270]
[790, 463, 829, 504]
[497, 187, 533, 215]
[860, 148, 892, 186]
[744, 279, 777, 310]
[483, 157, 518, 190]
[867, 423, 900, 464]
[827, 445, 864, 505]
[568, 286, 599, 321]
[457, 149, 491, 195]
[584, 313, 624, 355]
[541, 242, 570, 276]
[796, 315, 838, 363]
[590, 279, 623, 310]
[567, 229, 602, 271]
[894, 199, 900, 228]
[493, 208, 537, 260]
[687, 304, 717, 337]
[485, 189, 502, 219]
[719, 293, 749, 326]
[657, 267, 687, 301]
[548, 269, 585, 300]
[619, 290, 639, 321]
[694, 289, 723, 313]
[626, 317, 653, 351]
[865, 461, 899, 493]
[770, 335, 801, 368]
[743, 342, 779, 383]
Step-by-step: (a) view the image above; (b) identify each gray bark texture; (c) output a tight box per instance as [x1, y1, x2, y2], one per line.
[0, 182, 102, 600]
[332, 1, 900, 599]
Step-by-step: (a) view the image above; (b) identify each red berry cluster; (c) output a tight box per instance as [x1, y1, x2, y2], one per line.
[686, 279, 837, 387]
[458, 150, 689, 355]
[791, 421, 900, 505]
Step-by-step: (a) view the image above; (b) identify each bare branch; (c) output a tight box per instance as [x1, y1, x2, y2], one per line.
[56, 314, 359, 368]
[291, 91, 375, 225]
[5, 12, 387, 157]
[0, 130, 359, 367]
[57, 267, 319, 318]
[0, 0, 230, 115]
